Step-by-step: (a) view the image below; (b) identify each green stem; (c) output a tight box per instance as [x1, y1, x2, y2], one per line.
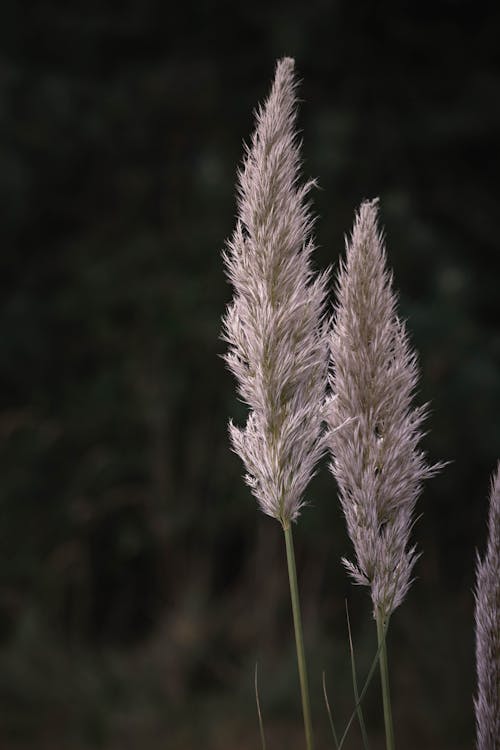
[376, 612, 395, 750]
[283, 523, 314, 750]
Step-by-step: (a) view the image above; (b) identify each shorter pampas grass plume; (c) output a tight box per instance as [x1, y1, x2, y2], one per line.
[327, 200, 442, 622]
[326, 200, 443, 749]
[475, 463, 500, 750]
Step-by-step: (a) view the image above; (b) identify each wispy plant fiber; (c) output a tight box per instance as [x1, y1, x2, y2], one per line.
[326, 199, 441, 619]
[475, 463, 500, 750]
[222, 57, 329, 526]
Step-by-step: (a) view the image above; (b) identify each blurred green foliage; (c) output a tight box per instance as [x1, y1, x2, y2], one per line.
[0, 1, 499, 747]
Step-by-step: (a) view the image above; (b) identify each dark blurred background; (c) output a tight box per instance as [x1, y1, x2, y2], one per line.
[0, 1, 499, 748]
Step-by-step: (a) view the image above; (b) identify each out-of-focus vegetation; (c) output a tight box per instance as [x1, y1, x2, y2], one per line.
[0, 2, 499, 747]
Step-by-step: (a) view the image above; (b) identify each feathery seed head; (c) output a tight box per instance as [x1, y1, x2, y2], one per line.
[474, 462, 500, 750]
[327, 199, 442, 620]
[222, 58, 330, 527]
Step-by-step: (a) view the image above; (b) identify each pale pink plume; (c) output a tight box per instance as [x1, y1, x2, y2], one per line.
[221, 58, 330, 526]
[327, 199, 442, 620]
[475, 463, 500, 750]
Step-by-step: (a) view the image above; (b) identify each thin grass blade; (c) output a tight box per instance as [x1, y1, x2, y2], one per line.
[255, 662, 267, 750]
[338, 618, 390, 750]
[345, 601, 371, 750]
[322, 670, 340, 750]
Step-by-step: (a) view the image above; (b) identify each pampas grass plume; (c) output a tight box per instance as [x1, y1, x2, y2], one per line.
[326, 199, 442, 621]
[222, 57, 329, 528]
[475, 463, 500, 750]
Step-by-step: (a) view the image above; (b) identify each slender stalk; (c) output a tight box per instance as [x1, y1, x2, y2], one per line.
[283, 523, 314, 750]
[376, 613, 395, 750]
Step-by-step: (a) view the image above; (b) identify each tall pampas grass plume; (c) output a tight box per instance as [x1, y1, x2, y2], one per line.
[221, 57, 329, 528]
[475, 463, 500, 750]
